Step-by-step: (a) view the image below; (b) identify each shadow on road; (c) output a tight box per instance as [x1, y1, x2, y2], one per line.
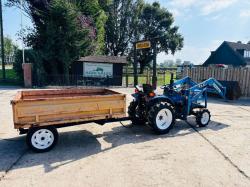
[0, 118, 229, 173]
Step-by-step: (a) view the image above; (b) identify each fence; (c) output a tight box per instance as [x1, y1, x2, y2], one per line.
[123, 67, 177, 87]
[33, 75, 124, 87]
[123, 72, 172, 87]
[33, 73, 172, 88]
[32, 68, 177, 87]
[182, 67, 250, 97]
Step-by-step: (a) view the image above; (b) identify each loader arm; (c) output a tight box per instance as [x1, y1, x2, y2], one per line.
[184, 78, 226, 117]
[189, 78, 226, 99]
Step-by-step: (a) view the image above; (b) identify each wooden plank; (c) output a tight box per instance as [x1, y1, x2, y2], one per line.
[12, 93, 125, 104]
[239, 68, 244, 95]
[246, 69, 250, 97]
[14, 113, 126, 129]
[17, 100, 125, 117]
[242, 69, 247, 96]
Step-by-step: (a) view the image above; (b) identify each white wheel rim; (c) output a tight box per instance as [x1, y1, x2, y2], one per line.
[156, 108, 173, 130]
[201, 112, 210, 125]
[31, 129, 54, 150]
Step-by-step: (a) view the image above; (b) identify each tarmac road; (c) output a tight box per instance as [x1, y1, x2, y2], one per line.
[0, 87, 249, 187]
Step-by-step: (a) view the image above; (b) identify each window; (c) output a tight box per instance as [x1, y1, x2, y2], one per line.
[244, 50, 250, 58]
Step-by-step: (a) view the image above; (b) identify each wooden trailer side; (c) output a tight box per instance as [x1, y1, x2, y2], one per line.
[12, 90, 126, 129]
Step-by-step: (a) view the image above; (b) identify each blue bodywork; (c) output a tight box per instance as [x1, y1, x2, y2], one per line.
[148, 76, 226, 120]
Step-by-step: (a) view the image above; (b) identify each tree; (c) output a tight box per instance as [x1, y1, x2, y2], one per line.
[7, 0, 97, 82]
[13, 49, 41, 81]
[4, 36, 18, 57]
[137, 2, 183, 71]
[74, 0, 108, 54]
[104, 0, 144, 56]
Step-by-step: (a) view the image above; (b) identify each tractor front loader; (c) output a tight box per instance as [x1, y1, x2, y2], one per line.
[129, 74, 226, 134]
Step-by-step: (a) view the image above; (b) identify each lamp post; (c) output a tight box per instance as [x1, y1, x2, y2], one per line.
[0, 0, 5, 80]
[20, 0, 25, 64]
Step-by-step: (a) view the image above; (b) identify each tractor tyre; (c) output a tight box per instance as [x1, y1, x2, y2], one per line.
[148, 103, 175, 134]
[128, 101, 145, 125]
[196, 109, 211, 127]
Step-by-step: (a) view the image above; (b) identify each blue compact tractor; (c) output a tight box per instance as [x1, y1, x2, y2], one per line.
[128, 74, 226, 134]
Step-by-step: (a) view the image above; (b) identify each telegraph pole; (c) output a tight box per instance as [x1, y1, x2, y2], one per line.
[0, 0, 5, 80]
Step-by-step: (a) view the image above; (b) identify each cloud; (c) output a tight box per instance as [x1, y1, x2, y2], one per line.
[166, 0, 238, 16]
[169, 0, 198, 8]
[157, 40, 223, 65]
[169, 9, 182, 17]
[201, 0, 237, 15]
[240, 10, 250, 18]
[207, 14, 222, 21]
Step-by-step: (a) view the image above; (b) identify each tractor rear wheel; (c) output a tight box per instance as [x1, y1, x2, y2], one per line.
[196, 109, 211, 127]
[128, 101, 145, 125]
[148, 103, 175, 134]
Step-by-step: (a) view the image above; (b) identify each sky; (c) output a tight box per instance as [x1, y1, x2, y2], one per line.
[2, 0, 250, 65]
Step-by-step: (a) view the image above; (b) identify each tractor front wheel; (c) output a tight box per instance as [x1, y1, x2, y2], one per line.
[196, 109, 211, 127]
[148, 103, 175, 134]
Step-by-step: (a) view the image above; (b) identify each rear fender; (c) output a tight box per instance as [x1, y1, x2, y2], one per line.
[131, 93, 140, 101]
[147, 96, 174, 108]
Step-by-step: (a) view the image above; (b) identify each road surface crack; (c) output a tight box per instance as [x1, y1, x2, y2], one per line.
[186, 121, 250, 181]
[0, 149, 28, 181]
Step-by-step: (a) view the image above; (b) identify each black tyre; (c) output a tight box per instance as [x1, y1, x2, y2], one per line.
[128, 101, 145, 125]
[196, 109, 211, 127]
[148, 103, 175, 134]
[26, 126, 58, 153]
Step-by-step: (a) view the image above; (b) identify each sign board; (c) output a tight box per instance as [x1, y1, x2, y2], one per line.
[84, 63, 113, 78]
[136, 41, 151, 49]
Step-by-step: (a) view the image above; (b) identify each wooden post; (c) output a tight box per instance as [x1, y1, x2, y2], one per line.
[133, 43, 138, 86]
[146, 68, 150, 84]
[126, 64, 128, 87]
[152, 41, 157, 89]
[163, 71, 166, 85]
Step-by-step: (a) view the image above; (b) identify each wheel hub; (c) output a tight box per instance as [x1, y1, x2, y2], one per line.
[156, 108, 173, 130]
[31, 129, 54, 150]
[201, 112, 210, 125]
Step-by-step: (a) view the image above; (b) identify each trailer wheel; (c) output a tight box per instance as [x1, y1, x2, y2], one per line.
[26, 127, 58, 153]
[128, 101, 145, 125]
[196, 109, 211, 127]
[148, 103, 175, 134]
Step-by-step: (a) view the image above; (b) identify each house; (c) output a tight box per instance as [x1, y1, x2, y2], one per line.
[72, 56, 127, 86]
[203, 41, 250, 67]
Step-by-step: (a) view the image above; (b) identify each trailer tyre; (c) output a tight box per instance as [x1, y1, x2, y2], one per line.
[26, 127, 58, 153]
[148, 103, 175, 134]
[196, 109, 211, 127]
[128, 101, 145, 125]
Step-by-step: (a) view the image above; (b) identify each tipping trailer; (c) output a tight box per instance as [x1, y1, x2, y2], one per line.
[11, 88, 127, 152]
